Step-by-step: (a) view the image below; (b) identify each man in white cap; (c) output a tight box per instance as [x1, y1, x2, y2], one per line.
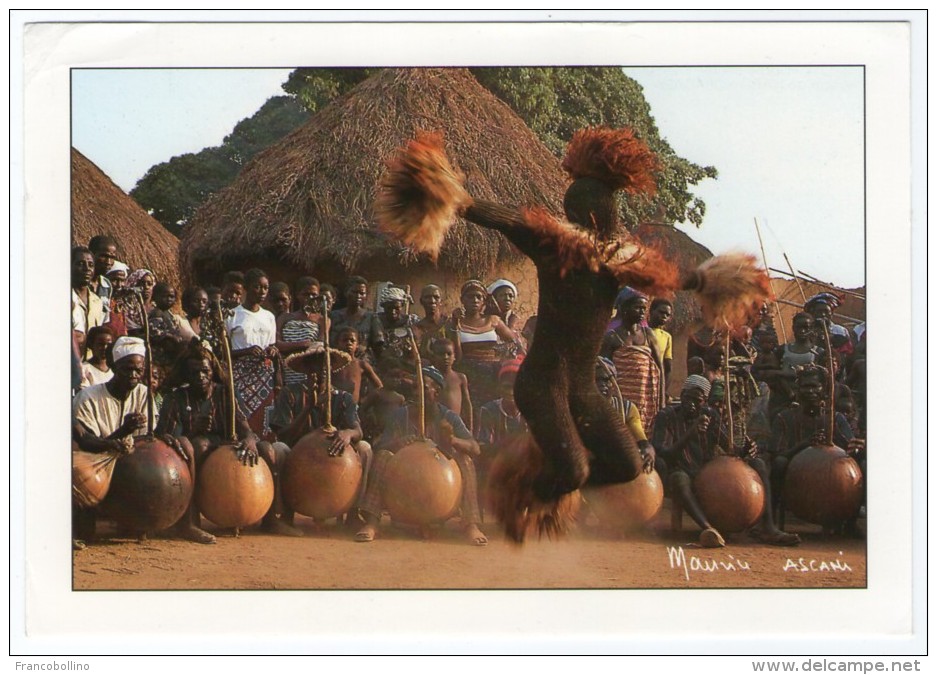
[72, 336, 151, 546]
[653, 375, 799, 548]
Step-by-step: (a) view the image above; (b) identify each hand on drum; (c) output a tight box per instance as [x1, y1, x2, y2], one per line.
[639, 443, 656, 474]
[327, 429, 353, 456]
[118, 412, 147, 438]
[846, 438, 865, 456]
[236, 437, 260, 466]
[740, 438, 759, 460]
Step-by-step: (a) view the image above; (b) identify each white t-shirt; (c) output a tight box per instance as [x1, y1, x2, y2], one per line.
[72, 382, 153, 438]
[80, 363, 114, 389]
[226, 305, 276, 351]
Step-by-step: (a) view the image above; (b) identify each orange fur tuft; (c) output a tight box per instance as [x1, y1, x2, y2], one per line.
[374, 131, 473, 259]
[487, 434, 582, 544]
[521, 207, 679, 294]
[561, 127, 660, 196]
[684, 253, 774, 331]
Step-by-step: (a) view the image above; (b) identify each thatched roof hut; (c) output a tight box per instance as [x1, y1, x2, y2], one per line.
[71, 147, 182, 291]
[181, 67, 571, 310]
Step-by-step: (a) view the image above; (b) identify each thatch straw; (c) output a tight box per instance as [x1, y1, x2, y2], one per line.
[182, 68, 570, 282]
[71, 148, 182, 292]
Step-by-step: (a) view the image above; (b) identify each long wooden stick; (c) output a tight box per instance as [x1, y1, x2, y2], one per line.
[752, 218, 788, 344]
[321, 294, 335, 432]
[797, 269, 866, 300]
[138, 292, 155, 436]
[783, 253, 808, 303]
[774, 298, 862, 325]
[409, 328, 425, 438]
[214, 302, 237, 442]
[724, 330, 734, 453]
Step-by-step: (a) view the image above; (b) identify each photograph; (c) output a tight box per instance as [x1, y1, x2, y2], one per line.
[13, 13, 920, 659]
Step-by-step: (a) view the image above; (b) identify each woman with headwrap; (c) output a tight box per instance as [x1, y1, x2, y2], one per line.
[118, 268, 157, 337]
[485, 278, 522, 331]
[377, 284, 420, 365]
[447, 279, 524, 414]
[600, 287, 666, 436]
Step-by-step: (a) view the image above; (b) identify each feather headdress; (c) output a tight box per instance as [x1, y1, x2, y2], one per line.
[561, 126, 660, 196]
[374, 131, 472, 260]
[683, 252, 774, 331]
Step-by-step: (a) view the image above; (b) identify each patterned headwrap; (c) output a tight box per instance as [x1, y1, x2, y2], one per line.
[804, 292, 842, 311]
[127, 268, 155, 288]
[379, 285, 409, 306]
[615, 286, 648, 308]
[682, 374, 712, 398]
[460, 279, 487, 297]
[421, 365, 445, 388]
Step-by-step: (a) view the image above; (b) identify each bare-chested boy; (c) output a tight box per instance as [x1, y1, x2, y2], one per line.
[332, 326, 384, 404]
[429, 337, 472, 432]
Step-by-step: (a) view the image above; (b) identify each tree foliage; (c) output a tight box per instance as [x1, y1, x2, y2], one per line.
[134, 67, 716, 236]
[131, 95, 310, 236]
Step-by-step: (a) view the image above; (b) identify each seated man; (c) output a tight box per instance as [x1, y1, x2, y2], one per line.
[72, 336, 193, 545]
[653, 375, 799, 548]
[269, 342, 372, 525]
[769, 364, 865, 513]
[156, 339, 299, 538]
[354, 366, 488, 546]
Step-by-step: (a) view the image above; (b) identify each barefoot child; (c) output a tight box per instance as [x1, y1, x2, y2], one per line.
[429, 337, 472, 432]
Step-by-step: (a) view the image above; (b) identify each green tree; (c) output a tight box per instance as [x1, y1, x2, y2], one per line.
[131, 95, 310, 235]
[284, 66, 716, 229]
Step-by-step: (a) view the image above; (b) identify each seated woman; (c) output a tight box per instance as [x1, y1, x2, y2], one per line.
[156, 340, 298, 538]
[354, 366, 487, 546]
[447, 279, 524, 414]
[121, 269, 157, 338]
[176, 286, 209, 341]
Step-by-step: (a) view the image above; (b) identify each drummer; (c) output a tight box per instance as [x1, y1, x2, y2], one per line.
[269, 342, 372, 526]
[157, 339, 300, 538]
[353, 365, 488, 546]
[653, 375, 800, 548]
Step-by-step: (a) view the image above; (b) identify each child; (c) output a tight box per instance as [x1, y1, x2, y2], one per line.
[148, 282, 182, 336]
[221, 271, 245, 311]
[429, 337, 472, 432]
[648, 298, 674, 392]
[80, 325, 116, 388]
[332, 326, 384, 404]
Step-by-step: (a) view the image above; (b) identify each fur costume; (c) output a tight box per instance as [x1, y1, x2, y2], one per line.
[376, 129, 772, 542]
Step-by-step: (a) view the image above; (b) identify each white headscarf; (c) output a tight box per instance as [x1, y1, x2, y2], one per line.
[379, 285, 409, 306]
[486, 279, 518, 297]
[112, 336, 146, 362]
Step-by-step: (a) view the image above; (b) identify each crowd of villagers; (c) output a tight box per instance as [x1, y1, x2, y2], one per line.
[71, 130, 866, 547]
[71, 232, 866, 551]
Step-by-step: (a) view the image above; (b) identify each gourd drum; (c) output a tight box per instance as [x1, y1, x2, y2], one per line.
[196, 444, 274, 528]
[382, 439, 462, 526]
[783, 444, 863, 525]
[102, 437, 193, 532]
[282, 429, 362, 520]
[585, 470, 664, 531]
[693, 456, 765, 533]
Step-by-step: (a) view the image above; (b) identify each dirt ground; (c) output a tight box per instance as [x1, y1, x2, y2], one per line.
[73, 501, 866, 591]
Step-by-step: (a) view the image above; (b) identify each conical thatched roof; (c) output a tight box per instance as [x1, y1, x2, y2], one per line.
[633, 223, 713, 335]
[71, 148, 182, 291]
[181, 68, 570, 283]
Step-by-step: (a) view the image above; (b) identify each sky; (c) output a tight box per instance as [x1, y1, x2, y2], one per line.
[71, 66, 865, 288]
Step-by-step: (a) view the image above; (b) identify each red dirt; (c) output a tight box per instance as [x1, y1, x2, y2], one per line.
[73, 504, 865, 591]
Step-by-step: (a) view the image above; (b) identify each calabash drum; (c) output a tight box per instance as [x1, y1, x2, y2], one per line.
[382, 439, 462, 526]
[693, 456, 765, 533]
[102, 437, 193, 532]
[584, 470, 664, 531]
[282, 429, 362, 520]
[783, 445, 863, 525]
[196, 444, 275, 528]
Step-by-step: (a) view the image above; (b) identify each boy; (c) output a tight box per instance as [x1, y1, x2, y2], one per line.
[332, 326, 384, 404]
[429, 337, 472, 432]
[648, 298, 674, 392]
